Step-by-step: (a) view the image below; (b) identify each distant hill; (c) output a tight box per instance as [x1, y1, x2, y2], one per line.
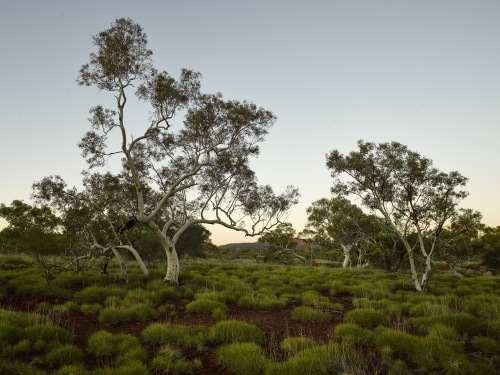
[218, 242, 270, 250]
[218, 238, 320, 250]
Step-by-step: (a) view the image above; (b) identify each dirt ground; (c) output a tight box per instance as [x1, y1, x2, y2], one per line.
[2, 291, 355, 374]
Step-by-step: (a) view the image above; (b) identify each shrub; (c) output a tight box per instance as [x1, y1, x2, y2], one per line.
[472, 337, 500, 354]
[375, 328, 485, 374]
[53, 301, 79, 316]
[113, 360, 150, 375]
[142, 323, 209, 349]
[216, 342, 267, 375]
[43, 344, 83, 366]
[411, 313, 488, 336]
[74, 286, 124, 304]
[210, 320, 265, 345]
[51, 364, 88, 375]
[301, 290, 336, 309]
[88, 330, 144, 360]
[186, 299, 229, 315]
[344, 308, 388, 328]
[151, 345, 201, 374]
[80, 303, 102, 315]
[280, 337, 317, 355]
[332, 323, 376, 347]
[291, 306, 330, 323]
[266, 342, 364, 375]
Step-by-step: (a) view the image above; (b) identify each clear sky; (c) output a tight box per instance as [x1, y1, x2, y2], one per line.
[0, 1, 499, 245]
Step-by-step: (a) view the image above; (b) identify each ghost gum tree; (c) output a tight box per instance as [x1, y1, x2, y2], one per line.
[304, 197, 380, 269]
[326, 141, 479, 291]
[73, 18, 299, 283]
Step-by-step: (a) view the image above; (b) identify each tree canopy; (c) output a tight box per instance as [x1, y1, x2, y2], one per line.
[326, 140, 480, 290]
[34, 18, 299, 283]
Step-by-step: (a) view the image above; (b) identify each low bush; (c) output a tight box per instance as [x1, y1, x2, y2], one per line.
[216, 342, 267, 375]
[88, 330, 145, 362]
[43, 344, 83, 366]
[375, 328, 494, 374]
[472, 337, 500, 354]
[210, 320, 265, 345]
[344, 308, 388, 328]
[280, 337, 317, 355]
[411, 313, 488, 336]
[151, 345, 201, 375]
[291, 306, 330, 323]
[332, 323, 376, 347]
[80, 303, 102, 315]
[142, 323, 209, 350]
[185, 299, 229, 315]
[74, 285, 124, 304]
[53, 301, 79, 316]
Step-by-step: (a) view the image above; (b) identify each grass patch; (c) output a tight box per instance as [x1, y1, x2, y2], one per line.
[332, 323, 376, 347]
[280, 337, 317, 355]
[291, 306, 330, 323]
[217, 342, 267, 375]
[142, 323, 209, 350]
[344, 308, 389, 328]
[210, 320, 265, 345]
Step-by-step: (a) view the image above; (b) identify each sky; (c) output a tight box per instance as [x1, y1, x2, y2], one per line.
[0, 1, 499, 246]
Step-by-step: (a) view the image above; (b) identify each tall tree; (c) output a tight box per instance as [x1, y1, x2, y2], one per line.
[69, 18, 298, 283]
[326, 140, 476, 291]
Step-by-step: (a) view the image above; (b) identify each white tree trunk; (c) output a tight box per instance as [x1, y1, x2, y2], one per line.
[164, 244, 180, 283]
[407, 250, 423, 291]
[116, 245, 149, 277]
[341, 244, 352, 269]
[420, 255, 432, 291]
[110, 246, 128, 283]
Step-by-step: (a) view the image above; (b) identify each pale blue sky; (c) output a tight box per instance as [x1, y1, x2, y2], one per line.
[0, 1, 499, 245]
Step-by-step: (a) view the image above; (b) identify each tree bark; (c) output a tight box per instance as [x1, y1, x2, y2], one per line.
[116, 245, 149, 277]
[341, 244, 352, 268]
[164, 244, 180, 283]
[110, 246, 128, 283]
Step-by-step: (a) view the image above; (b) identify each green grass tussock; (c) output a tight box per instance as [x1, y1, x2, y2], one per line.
[344, 308, 389, 328]
[210, 320, 265, 345]
[291, 306, 330, 323]
[142, 323, 209, 350]
[217, 342, 267, 375]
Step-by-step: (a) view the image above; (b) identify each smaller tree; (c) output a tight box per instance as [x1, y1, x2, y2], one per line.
[0, 200, 65, 284]
[480, 226, 500, 274]
[304, 196, 377, 268]
[326, 140, 475, 291]
[259, 223, 306, 264]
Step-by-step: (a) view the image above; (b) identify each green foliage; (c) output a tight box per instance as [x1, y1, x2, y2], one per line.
[375, 328, 491, 374]
[43, 344, 83, 366]
[411, 313, 488, 336]
[142, 323, 209, 350]
[344, 308, 389, 328]
[216, 342, 267, 375]
[266, 342, 364, 375]
[98, 304, 158, 324]
[210, 320, 265, 345]
[151, 345, 201, 374]
[471, 337, 500, 354]
[74, 285, 125, 304]
[280, 337, 317, 355]
[80, 303, 102, 315]
[185, 299, 229, 315]
[53, 301, 79, 316]
[332, 323, 376, 346]
[291, 306, 330, 323]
